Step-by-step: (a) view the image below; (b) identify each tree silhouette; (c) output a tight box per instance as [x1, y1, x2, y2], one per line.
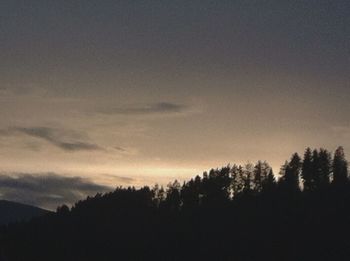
[318, 148, 332, 188]
[164, 180, 181, 211]
[311, 149, 320, 190]
[231, 164, 245, 197]
[301, 147, 313, 191]
[152, 183, 166, 207]
[253, 161, 270, 193]
[332, 146, 348, 186]
[181, 176, 201, 210]
[56, 204, 70, 215]
[279, 153, 301, 193]
[261, 169, 276, 194]
[242, 163, 254, 195]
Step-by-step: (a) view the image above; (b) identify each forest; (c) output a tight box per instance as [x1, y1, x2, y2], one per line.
[1, 146, 350, 261]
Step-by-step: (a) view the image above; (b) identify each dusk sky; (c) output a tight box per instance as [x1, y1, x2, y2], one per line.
[0, 1, 349, 208]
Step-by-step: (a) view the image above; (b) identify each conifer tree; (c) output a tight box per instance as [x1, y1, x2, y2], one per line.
[318, 148, 332, 188]
[301, 148, 313, 191]
[332, 146, 348, 186]
[262, 169, 276, 193]
[311, 149, 320, 190]
[279, 153, 301, 193]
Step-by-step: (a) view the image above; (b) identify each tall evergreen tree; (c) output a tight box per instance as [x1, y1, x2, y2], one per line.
[253, 161, 264, 193]
[181, 179, 197, 209]
[253, 161, 270, 193]
[165, 180, 181, 211]
[318, 148, 332, 188]
[332, 146, 348, 186]
[243, 163, 254, 194]
[262, 169, 277, 193]
[311, 149, 320, 190]
[279, 153, 301, 193]
[152, 184, 166, 207]
[301, 148, 313, 191]
[231, 165, 244, 197]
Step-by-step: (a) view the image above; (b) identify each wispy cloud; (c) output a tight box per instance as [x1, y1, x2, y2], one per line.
[331, 125, 350, 138]
[0, 173, 113, 210]
[98, 102, 189, 116]
[102, 174, 135, 184]
[114, 146, 126, 152]
[1, 127, 103, 152]
[331, 125, 350, 133]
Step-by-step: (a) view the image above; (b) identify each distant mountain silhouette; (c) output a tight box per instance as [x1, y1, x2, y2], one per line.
[0, 200, 50, 225]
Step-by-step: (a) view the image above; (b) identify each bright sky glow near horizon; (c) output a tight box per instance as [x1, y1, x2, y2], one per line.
[0, 1, 349, 208]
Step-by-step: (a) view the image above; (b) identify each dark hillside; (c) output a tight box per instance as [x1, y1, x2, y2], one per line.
[1, 147, 350, 261]
[0, 200, 50, 225]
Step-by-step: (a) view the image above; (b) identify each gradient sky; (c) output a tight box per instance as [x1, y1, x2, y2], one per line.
[0, 1, 349, 207]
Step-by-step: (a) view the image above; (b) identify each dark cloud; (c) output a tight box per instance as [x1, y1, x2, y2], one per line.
[54, 141, 101, 152]
[114, 146, 126, 152]
[102, 174, 135, 184]
[0, 173, 113, 210]
[98, 102, 188, 116]
[2, 127, 103, 152]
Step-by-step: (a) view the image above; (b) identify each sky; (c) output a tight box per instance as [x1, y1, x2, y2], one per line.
[0, 1, 349, 209]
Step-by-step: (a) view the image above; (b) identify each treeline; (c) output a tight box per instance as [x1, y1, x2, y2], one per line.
[66, 146, 349, 214]
[1, 147, 350, 261]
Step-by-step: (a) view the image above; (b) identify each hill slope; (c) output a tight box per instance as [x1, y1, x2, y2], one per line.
[1, 147, 350, 260]
[0, 200, 50, 225]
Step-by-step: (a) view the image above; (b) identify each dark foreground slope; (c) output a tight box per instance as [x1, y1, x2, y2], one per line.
[0, 200, 50, 225]
[2, 185, 350, 261]
[1, 147, 350, 261]
[1, 185, 350, 261]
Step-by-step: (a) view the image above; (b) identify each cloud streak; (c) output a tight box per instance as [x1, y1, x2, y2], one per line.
[102, 174, 135, 184]
[2, 127, 103, 152]
[0, 173, 113, 210]
[98, 102, 189, 116]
